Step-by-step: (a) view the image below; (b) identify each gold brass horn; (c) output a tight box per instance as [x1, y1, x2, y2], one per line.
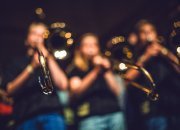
[106, 36, 159, 101]
[44, 22, 74, 60]
[169, 20, 180, 63]
[147, 36, 179, 67]
[38, 49, 53, 95]
[113, 61, 158, 101]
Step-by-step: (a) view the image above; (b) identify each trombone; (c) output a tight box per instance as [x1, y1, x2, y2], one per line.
[113, 61, 158, 101]
[106, 36, 159, 101]
[147, 36, 180, 67]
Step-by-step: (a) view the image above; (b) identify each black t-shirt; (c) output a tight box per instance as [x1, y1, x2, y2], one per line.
[2, 55, 62, 124]
[68, 66, 121, 120]
[126, 48, 180, 130]
[144, 56, 180, 115]
[128, 51, 180, 116]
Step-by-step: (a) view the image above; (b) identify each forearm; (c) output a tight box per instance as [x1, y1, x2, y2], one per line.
[73, 67, 100, 95]
[104, 70, 120, 96]
[125, 53, 150, 81]
[47, 55, 68, 90]
[7, 65, 33, 95]
[164, 51, 180, 73]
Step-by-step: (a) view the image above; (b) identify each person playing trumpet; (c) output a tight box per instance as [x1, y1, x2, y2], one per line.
[2, 22, 68, 130]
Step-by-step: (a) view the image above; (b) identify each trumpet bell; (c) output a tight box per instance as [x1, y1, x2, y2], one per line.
[106, 36, 134, 63]
[45, 23, 74, 60]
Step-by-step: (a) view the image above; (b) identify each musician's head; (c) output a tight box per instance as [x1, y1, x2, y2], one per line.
[26, 22, 48, 48]
[74, 33, 100, 71]
[136, 19, 158, 45]
[79, 33, 100, 59]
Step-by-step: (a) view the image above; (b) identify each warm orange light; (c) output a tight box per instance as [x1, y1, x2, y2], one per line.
[105, 51, 111, 56]
[43, 30, 50, 39]
[65, 32, 72, 39]
[67, 38, 74, 45]
[59, 31, 66, 37]
[35, 8, 43, 15]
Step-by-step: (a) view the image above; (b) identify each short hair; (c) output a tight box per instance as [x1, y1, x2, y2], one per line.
[135, 19, 157, 33]
[28, 22, 48, 33]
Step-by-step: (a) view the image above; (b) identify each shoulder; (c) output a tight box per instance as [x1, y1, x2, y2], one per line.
[67, 64, 87, 78]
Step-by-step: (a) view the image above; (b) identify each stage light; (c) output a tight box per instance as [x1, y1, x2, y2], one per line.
[67, 38, 74, 45]
[112, 36, 125, 45]
[59, 31, 66, 37]
[105, 51, 111, 57]
[51, 22, 66, 29]
[177, 46, 180, 54]
[43, 30, 50, 39]
[119, 63, 127, 71]
[65, 32, 72, 39]
[35, 8, 43, 15]
[60, 22, 66, 28]
[54, 50, 67, 60]
[174, 21, 180, 28]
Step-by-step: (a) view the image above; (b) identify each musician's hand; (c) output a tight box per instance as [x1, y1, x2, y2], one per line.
[101, 58, 111, 69]
[40, 46, 49, 58]
[145, 42, 162, 58]
[31, 52, 40, 68]
[35, 38, 49, 58]
[92, 55, 103, 66]
[92, 56, 111, 69]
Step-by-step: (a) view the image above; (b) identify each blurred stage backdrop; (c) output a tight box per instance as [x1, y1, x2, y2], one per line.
[0, 0, 179, 66]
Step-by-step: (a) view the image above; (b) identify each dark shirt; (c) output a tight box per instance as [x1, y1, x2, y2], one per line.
[2, 55, 62, 124]
[68, 66, 121, 120]
[142, 56, 180, 115]
[126, 48, 180, 130]
[128, 51, 180, 116]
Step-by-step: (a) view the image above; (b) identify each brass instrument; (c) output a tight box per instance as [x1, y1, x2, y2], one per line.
[34, 7, 74, 60]
[38, 50, 53, 95]
[113, 60, 158, 101]
[45, 22, 74, 60]
[169, 20, 180, 62]
[147, 36, 180, 67]
[106, 36, 159, 101]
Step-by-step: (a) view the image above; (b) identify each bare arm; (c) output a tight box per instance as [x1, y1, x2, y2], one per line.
[6, 52, 40, 95]
[104, 70, 120, 96]
[7, 65, 34, 96]
[161, 50, 180, 73]
[69, 66, 101, 95]
[125, 54, 150, 81]
[124, 43, 161, 81]
[47, 55, 68, 90]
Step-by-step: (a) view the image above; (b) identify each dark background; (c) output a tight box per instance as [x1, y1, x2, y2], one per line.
[0, 0, 179, 65]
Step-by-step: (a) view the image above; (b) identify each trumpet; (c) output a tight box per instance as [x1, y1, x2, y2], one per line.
[37, 49, 53, 95]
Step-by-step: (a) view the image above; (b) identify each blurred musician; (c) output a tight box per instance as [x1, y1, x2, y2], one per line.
[127, 32, 138, 46]
[2, 22, 68, 130]
[125, 20, 180, 130]
[0, 69, 13, 130]
[68, 33, 125, 130]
